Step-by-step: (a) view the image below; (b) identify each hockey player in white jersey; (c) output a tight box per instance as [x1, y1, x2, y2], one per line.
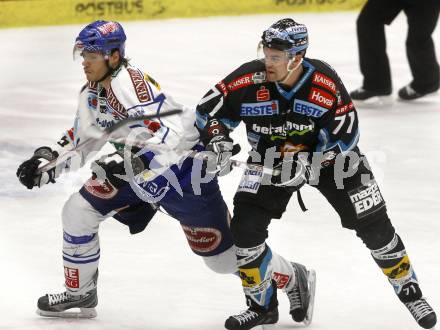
[16, 20, 308, 323]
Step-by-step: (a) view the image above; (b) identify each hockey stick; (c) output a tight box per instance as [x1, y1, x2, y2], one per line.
[111, 137, 310, 184]
[36, 109, 182, 174]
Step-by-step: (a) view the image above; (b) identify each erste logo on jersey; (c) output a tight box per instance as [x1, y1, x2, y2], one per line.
[308, 87, 335, 109]
[127, 68, 151, 103]
[293, 99, 328, 118]
[256, 86, 270, 101]
[312, 72, 336, 93]
[241, 100, 279, 116]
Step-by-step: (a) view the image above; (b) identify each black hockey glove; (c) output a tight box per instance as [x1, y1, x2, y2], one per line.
[271, 154, 312, 192]
[91, 159, 127, 188]
[16, 147, 58, 189]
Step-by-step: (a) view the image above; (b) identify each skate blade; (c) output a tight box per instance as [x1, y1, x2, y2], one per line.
[36, 307, 97, 319]
[303, 269, 316, 327]
[353, 96, 393, 108]
[261, 324, 277, 329]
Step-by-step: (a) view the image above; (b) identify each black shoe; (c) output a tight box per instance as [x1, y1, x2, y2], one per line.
[404, 298, 437, 329]
[350, 87, 391, 100]
[398, 85, 438, 101]
[224, 307, 279, 330]
[287, 262, 316, 325]
[350, 87, 392, 106]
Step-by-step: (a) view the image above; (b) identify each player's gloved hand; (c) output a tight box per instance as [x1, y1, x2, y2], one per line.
[271, 154, 312, 191]
[16, 147, 58, 189]
[205, 135, 234, 176]
[91, 159, 127, 188]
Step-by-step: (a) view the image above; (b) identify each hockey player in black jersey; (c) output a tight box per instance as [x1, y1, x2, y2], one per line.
[196, 18, 437, 330]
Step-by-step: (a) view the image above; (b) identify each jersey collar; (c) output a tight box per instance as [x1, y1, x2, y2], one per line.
[275, 59, 315, 100]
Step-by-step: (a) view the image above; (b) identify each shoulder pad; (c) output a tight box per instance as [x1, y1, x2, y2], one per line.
[216, 60, 266, 96]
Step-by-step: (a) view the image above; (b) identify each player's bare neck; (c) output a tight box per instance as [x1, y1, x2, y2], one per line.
[101, 77, 112, 91]
[281, 65, 304, 89]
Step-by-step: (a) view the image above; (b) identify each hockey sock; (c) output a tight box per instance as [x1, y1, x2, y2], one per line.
[371, 234, 422, 302]
[63, 231, 100, 295]
[236, 243, 277, 310]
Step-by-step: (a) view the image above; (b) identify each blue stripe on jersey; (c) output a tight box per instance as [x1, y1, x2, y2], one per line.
[275, 60, 315, 100]
[196, 111, 208, 129]
[220, 118, 240, 130]
[316, 128, 360, 153]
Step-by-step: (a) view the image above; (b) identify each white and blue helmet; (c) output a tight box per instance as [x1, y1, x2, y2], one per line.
[261, 18, 308, 55]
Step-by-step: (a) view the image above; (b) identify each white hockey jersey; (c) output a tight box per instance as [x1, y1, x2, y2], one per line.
[54, 63, 200, 169]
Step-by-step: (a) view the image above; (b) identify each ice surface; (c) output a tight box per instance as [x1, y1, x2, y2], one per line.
[0, 11, 439, 329]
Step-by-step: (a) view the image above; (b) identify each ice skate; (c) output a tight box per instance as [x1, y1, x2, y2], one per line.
[36, 287, 98, 318]
[404, 298, 437, 329]
[286, 262, 316, 326]
[224, 307, 279, 330]
[225, 280, 279, 330]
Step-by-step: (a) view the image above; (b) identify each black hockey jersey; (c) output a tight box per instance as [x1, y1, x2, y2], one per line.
[196, 58, 359, 165]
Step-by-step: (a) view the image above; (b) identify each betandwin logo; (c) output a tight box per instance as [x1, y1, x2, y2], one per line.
[348, 179, 385, 219]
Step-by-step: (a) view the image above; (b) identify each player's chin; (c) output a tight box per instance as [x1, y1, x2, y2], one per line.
[266, 73, 278, 82]
[85, 73, 97, 82]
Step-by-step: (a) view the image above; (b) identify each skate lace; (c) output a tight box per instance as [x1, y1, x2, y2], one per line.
[48, 292, 71, 306]
[233, 310, 260, 325]
[405, 299, 433, 321]
[287, 287, 302, 310]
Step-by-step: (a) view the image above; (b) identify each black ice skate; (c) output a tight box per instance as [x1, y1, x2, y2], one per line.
[350, 87, 393, 107]
[404, 298, 437, 329]
[286, 262, 316, 326]
[224, 307, 279, 330]
[36, 288, 98, 318]
[225, 281, 279, 330]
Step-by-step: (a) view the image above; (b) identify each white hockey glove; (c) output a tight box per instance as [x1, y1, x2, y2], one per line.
[16, 147, 59, 189]
[205, 135, 234, 176]
[271, 153, 313, 191]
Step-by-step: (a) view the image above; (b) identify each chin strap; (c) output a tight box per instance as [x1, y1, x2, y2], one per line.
[95, 59, 116, 83]
[279, 57, 303, 84]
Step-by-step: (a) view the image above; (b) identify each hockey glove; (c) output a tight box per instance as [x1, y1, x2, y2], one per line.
[271, 154, 312, 191]
[91, 159, 128, 188]
[16, 147, 58, 189]
[205, 135, 235, 176]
